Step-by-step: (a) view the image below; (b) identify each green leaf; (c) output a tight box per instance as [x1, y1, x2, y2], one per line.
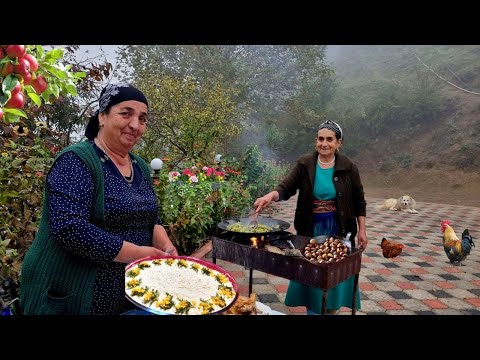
[0, 92, 8, 106]
[66, 83, 77, 96]
[51, 84, 60, 98]
[2, 191, 19, 198]
[41, 90, 52, 104]
[44, 48, 65, 62]
[3, 108, 27, 118]
[27, 92, 42, 107]
[75, 71, 87, 79]
[36, 45, 44, 57]
[0, 57, 12, 65]
[2, 74, 19, 93]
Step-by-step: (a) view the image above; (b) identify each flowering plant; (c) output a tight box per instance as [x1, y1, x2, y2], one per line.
[168, 166, 226, 185]
[159, 164, 251, 254]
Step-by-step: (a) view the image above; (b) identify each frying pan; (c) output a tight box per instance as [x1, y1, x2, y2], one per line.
[217, 215, 291, 236]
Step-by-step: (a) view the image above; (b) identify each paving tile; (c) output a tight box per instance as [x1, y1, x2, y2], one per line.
[427, 289, 454, 298]
[382, 262, 400, 268]
[423, 299, 448, 309]
[385, 309, 416, 315]
[467, 288, 480, 297]
[252, 278, 269, 284]
[252, 284, 278, 294]
[432, 281, 456, 289]
[404, 289, 438, 300]
[359, 282, 378, 291]
[359, 300, 387, 313]
[373, 282, 403, 292]
[397, 299, 432, 311]
[439, 298, 475, 310]
[402, 275, 423, 282]
[387, 291, 412, 300]
[413, 310, 437, 315]
[432, 309, 464, 315]
[258, 293, 280, 303]
[378, 300, 403, 310]
[463, 309, 480, 315]
[444, 288, 478, 299]
[363, 291, 394, 301]
[396, 282, 418, 290]
[365, 275, 387, 282]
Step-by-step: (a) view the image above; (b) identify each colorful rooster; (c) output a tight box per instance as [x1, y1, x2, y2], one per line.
[440, 220, 475, 266]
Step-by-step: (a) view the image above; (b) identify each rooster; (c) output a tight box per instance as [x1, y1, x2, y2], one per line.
[441, 220, 475, 266]
[380, 237, 404, 258]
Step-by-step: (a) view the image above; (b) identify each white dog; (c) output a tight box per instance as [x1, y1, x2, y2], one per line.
[377, 195, 418, 214]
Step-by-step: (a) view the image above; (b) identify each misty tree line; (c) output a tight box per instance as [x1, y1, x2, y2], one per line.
[46, 45, 448, 165]
[114, 45, 447, 164]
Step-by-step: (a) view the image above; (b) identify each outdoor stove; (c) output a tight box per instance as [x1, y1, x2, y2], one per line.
[212, 229, 363, 315]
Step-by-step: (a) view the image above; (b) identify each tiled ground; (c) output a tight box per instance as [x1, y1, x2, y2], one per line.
[205, 195, 480, 315]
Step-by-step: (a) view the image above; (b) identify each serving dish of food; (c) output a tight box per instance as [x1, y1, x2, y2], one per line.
[125, 256, 238, 315]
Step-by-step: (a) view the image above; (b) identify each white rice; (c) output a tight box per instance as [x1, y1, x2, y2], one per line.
[126, 259, 235, 315]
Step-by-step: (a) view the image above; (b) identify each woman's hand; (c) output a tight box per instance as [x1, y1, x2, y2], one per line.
[253, 191, 279, 213]
[357, 229, 368, 249]
[152, 224, 178, 256]
[355, 216, 368, 249]
[115, 242, 166, 264]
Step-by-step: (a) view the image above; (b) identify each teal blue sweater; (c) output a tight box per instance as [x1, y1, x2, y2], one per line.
[19, 141, 152, 314]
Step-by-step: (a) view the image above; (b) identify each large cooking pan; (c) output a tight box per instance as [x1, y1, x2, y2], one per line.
[217, 216, 291, 236]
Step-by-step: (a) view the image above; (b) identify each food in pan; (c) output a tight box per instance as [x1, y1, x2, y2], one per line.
[226, 222, 279, 233]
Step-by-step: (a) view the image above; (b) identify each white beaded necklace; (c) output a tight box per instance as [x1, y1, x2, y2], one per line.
[318, 155, 335, 166]
[94, 138, 134, 184]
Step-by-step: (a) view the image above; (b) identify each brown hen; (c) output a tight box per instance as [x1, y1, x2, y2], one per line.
[380, 237, 404, 258]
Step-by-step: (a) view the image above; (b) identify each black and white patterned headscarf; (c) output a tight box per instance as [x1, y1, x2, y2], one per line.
[318, 120, 343, 141]
[85, 83, 149, 140]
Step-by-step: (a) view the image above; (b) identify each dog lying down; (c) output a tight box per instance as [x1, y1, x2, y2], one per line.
[376, 195, 418, 214]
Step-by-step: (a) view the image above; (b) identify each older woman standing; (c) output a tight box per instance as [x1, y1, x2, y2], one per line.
[20, 83, 177, 315]
[254, 120, 368, 315]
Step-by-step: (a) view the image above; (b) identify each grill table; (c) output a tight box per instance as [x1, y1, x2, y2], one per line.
[212, 234, 363, 315]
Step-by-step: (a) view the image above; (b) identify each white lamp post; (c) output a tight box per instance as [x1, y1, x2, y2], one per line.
[150, 158, 163, 178]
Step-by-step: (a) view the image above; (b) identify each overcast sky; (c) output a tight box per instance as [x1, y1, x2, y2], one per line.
[76, 45, 121, 82]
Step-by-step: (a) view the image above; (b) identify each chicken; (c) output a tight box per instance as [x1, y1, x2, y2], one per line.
[441, 220, 475, 266]
[380, 237, 404, 258]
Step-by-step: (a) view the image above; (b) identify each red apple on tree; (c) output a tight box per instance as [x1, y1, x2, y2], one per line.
[11, 81, 22, 95]
[0, 47, 5, 58]
[21, 71, 32, 85]
[14, 58, 30, 78]
[5, 92, 25, 109]
[6, 45, 26, 59]
[23, 54, 39, 72]
[31, 75, 48, 94]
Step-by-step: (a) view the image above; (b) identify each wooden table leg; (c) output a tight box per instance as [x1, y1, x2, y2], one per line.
[351, 273, 360, 315]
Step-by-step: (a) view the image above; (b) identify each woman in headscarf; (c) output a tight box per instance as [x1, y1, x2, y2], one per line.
[253, 120, 368, 314]
[20, 83, 178, 315]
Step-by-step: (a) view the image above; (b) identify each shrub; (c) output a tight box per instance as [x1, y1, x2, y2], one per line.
[158, 164, 252, 254]
[0, 139, 54, 283]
